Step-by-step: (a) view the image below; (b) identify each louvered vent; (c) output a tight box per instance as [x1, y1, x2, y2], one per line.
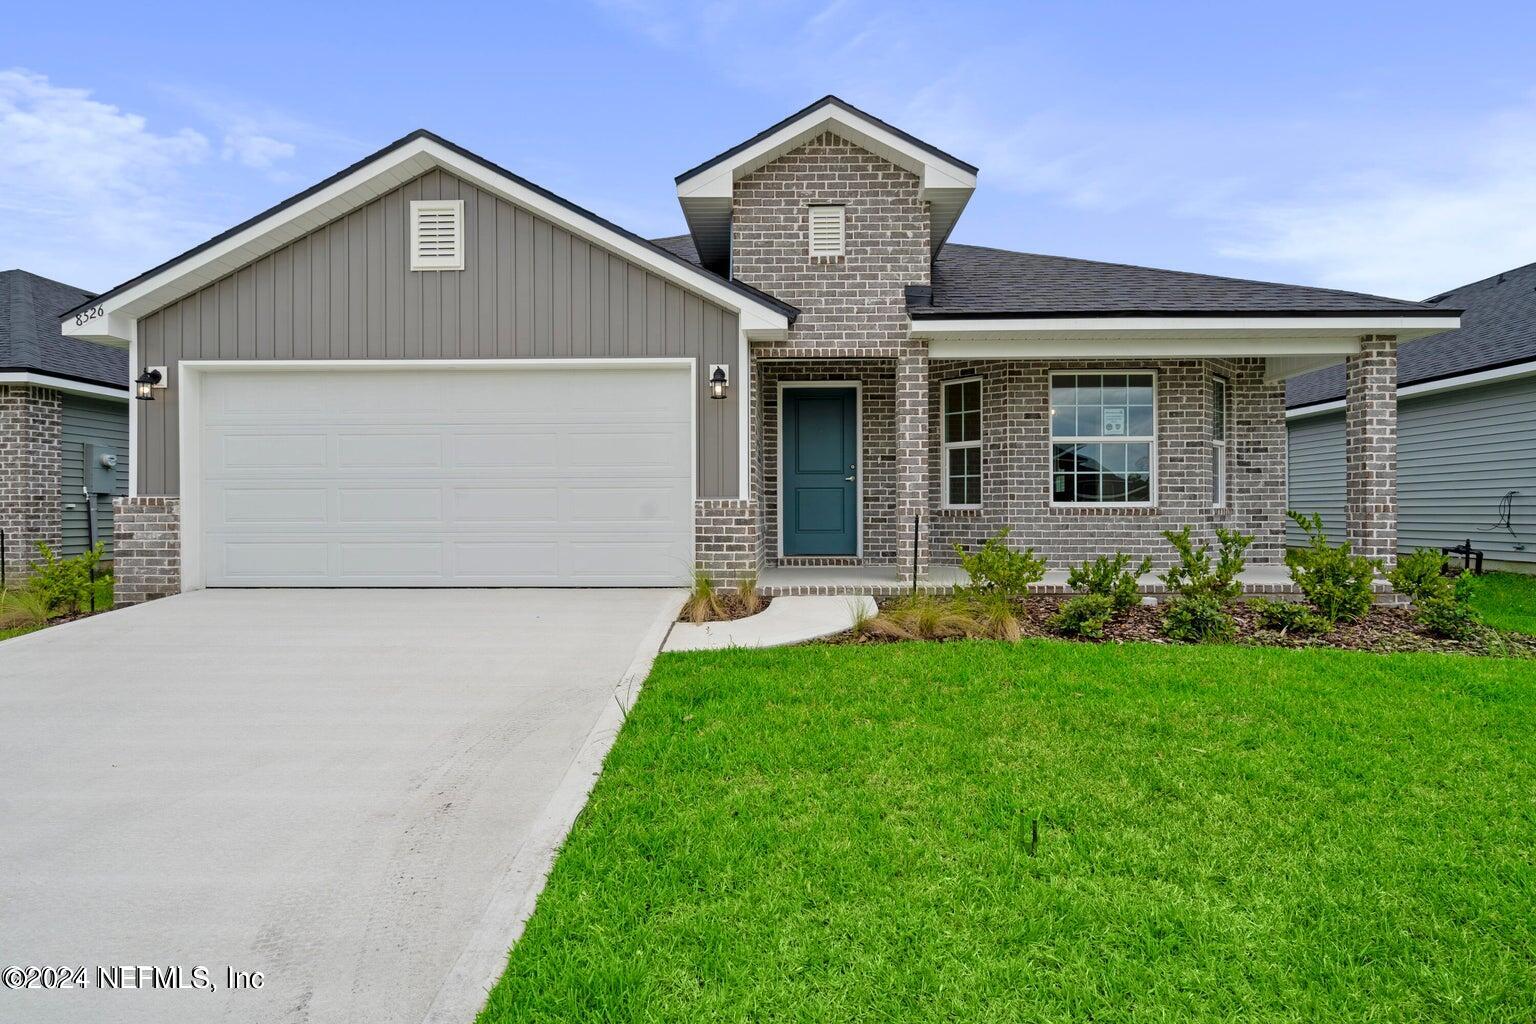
[410, 200, 465, 271]
[808, 205, 845, 257]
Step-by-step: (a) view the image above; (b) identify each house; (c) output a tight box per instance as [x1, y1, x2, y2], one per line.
[1, 269, 129, 582]
[59, 97, 1459, 605]
[1287, 262, 1536, 571]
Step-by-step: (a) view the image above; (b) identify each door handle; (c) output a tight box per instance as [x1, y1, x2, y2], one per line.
[844, 475, 855, 482]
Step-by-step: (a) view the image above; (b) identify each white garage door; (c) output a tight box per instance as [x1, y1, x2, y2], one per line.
[196, 365, 694, 586]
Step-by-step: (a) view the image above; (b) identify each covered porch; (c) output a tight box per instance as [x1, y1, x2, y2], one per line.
[750, 317, 1430, 587]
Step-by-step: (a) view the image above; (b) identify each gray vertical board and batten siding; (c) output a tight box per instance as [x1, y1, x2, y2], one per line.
[135, 168, 741, 497]
[59, 394, 130, 557]
[1286, 375, 1536, 562]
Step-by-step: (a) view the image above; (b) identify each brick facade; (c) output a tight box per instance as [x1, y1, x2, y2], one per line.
[0, 384, 62, 582]
[922, 356, 1287, 570]
[112, 497, 181, 605]
[1344, 335, 1398, 564]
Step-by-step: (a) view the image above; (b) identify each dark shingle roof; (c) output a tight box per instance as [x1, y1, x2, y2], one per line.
[918, 244, 1446, 318]
[651, 234, 701, 264]
[1286, 262, 1536, 407]
[1, 270, 127, 390]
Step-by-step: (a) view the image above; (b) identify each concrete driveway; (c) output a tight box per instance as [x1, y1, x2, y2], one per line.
[0, 588, 681, 1024]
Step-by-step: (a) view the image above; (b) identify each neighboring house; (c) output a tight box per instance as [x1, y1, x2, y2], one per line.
[1, 269, 129, 580]
[60, 97, 1458, 605]
[1287, 262, 1536, 570]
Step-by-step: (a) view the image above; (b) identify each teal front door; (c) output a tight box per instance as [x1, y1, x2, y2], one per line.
[782, 387, 858, 556]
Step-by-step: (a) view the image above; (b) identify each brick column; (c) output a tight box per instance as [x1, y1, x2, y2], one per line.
[1344, 334, 1397, 564]
[896, 345, 930, 581]
[0, 384, 63, 583]
[113, 497, 181, 605]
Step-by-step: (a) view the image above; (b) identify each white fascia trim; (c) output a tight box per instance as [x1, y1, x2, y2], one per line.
[0, 371, 129, 402]
[66, 137, 791, 344]
[928, 336, 1368, 360]
[676, 108, 977, 201]
[912, 315, 1461, 338]
[1286, 357, 1536, 420]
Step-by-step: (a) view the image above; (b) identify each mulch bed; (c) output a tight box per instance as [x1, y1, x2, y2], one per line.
[827, 595, 1536, 658]
[676, 593, 773, 624]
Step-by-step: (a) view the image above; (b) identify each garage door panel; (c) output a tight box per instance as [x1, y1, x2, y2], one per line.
[200, 367, 694, 587]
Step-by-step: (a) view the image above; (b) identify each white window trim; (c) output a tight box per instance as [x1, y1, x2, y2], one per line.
[808, 204, 845, 258]
[941, 376, 983, 510]
[1048, 369, 1158, 508]
[409, 199, 465, 271]
[1211, 376, 1228, 508]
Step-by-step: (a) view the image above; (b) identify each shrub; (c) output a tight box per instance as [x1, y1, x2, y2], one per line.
[1162, 594, 1235, 643]
[1251, 598, 1327, 635]
[1066, 552, 1152, 613]
[1388, 551, 1483, 640]
[1284, 511, 1378, 626]
[1050, 593, 1118, 639]
[1387, 548, 1453, 603]
[955, 528, 1047, 600]
[681, 566, 727, 624]
[1158, 526, 1251, 642]
[1418, 579, 1483, 641]
[27, 542, 108, 616]
[1, 588, 54, 629]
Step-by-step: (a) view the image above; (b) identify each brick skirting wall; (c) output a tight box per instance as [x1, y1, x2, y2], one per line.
[113, 497, 180, 605]
[694, 498, 761, 584]
[0, 384, 62, 579]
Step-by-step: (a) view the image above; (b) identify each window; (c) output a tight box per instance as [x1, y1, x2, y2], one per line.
[409, 200, 465, 271]
[942, 378, 982, 508]
[1050, 372, 1155, 504]
[1211, 377, 1228, 507]
[808, 205, 845, 257]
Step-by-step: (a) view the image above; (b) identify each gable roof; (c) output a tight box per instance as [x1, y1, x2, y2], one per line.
[62, 129, 796, 344]
[1, 269, 127, 390]
[915, 243, 1451, 319]
[674, 96, 978, 272]
[1287, 261, 1536, 407]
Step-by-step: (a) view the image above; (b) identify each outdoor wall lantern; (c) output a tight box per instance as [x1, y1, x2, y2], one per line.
[135, 367, 165, 401]
[708, 364, 729, 400]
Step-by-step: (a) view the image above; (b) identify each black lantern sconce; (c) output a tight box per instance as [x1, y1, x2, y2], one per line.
[708, 364, 729, 400]
[135, 366, 166, 401]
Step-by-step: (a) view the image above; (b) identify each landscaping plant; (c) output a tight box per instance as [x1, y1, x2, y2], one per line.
[27, 542, 110, 617]
[1284, 511, 1378, 626]
[1250, 597, 1327, 635]
[968, 589, 1023, 641]
[954, 528, 1047, 599]
[1066, 552, 1152, 613]
[872, 593, 978, 641]
[1158, 526, 1252, 642]
[681, 566, 728, 624]
[1388, 549, 1484, 640]
[735, 571, 763, 617]
[1049, 593, 1118, 639]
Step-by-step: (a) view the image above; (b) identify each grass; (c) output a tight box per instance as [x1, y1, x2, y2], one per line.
[0, 581, 114, 643]
[480, 640, 1536, 1023]
[1471, 571, 1536, 635]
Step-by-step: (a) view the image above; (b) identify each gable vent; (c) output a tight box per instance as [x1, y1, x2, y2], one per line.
[410, 200, 465, 271]
[808, 204, 845, 257]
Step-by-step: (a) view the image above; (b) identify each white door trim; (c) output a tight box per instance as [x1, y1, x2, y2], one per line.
[178, 357, 697, 592]
[775, 380, 863, 560]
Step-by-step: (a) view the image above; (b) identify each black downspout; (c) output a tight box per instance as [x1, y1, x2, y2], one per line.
[911, 512, 921, 598]
[85, 488, 97, 613]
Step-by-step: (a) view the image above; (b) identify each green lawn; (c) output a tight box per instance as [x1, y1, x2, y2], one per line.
[1472, 571, 1536, 635]
[481, 641, 1536, 1023]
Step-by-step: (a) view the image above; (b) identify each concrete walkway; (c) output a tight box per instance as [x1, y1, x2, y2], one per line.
[664, 594, 877, 651]
[0, 588, 681, 1024]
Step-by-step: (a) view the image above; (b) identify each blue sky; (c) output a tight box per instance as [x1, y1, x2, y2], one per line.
[5, 0, 1536, 300]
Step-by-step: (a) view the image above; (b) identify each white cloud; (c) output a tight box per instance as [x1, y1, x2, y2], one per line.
[222, 131, 297, 169]
[1218, 103, 1536, 299]
[0, 68, 214, 289]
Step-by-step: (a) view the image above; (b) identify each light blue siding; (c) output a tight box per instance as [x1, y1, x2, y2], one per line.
[1286, 374, 1536, 562]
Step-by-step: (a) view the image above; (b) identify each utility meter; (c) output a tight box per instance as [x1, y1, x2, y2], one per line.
[86, 445, 118, 494]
